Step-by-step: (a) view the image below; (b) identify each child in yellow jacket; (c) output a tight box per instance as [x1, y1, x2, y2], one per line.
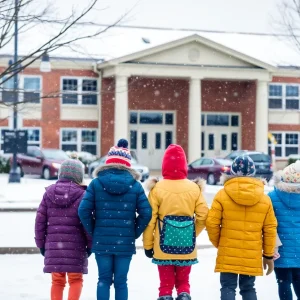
[143, 144, 209, 300]
[206, 155, 277, 300]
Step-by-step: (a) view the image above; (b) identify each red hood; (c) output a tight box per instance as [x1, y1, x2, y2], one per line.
[162, 144, 188, 180]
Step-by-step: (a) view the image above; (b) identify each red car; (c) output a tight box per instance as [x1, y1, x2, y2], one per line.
[14, 146, 70, 179]
[187, 157, 232, 185]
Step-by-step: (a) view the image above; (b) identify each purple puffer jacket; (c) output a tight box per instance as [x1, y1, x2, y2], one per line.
[34, 179, 92, 274]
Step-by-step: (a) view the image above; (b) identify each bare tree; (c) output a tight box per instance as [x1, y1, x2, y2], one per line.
[279, 0, 300, 52]
[0, 0, 124, 110]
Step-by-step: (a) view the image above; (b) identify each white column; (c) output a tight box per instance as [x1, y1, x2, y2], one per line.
[188, 78, 202, 163]
[114, 75, 128, 143]
[255, 80, 269, 153]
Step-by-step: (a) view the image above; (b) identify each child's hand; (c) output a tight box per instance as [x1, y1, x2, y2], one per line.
[39, 248, 45, 257]
[263, 257, 274, 275]
[273, 252, 280, 261]
[144, 249, 154, 258]
[86, 248, 92, 257]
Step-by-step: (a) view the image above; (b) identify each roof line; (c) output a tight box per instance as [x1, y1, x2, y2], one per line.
[126, 61, 263, 69]
[37, 21, 296, 38]
[0, 54, 103, 62]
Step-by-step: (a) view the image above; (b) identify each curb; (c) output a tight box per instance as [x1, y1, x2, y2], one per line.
[0, 245, 214, 255]
[0, 207, 37, 212]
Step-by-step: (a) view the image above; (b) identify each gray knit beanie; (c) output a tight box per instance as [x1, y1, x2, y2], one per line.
[58, 159, 84, 184]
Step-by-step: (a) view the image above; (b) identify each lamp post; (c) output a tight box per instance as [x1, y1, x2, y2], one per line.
[8, 0, 20, 183]
[8, 0, 51, 183]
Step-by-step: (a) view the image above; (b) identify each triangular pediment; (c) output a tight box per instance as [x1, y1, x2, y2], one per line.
[98, 34, 275, 71]
[133, 41, 254, 68]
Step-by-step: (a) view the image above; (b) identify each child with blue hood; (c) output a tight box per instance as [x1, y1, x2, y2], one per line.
[268, 160, 300, 300]
[78, 139, 152, 300]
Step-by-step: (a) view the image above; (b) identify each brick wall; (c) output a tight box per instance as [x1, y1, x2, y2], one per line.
[202, 80, 256, 150]
[22, 68, 99, 148]
[272, 76, 300, 83]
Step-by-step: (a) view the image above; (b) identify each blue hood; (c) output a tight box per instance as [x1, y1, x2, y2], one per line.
[96, 164, 141, 195]
[274, 188, 300, 210]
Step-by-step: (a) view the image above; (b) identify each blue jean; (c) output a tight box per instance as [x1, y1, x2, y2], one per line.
[275, 267, 300, 300]
[95, 254, 132, 300]
[220, 273, 257, 300]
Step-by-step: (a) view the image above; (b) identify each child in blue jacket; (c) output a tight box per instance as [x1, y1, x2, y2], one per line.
[268, 161, 300, 300]
[78, 139, 151, 300]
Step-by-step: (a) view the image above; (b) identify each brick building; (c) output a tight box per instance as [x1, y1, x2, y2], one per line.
[1, 33, 300, 169]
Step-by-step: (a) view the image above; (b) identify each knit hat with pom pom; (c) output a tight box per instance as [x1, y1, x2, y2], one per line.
[281, 160, 300, 183]
[105, 139, 132, 167]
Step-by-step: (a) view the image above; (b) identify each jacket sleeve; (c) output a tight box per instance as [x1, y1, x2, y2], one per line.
[135, 183, 152, 239]
[195, 191, 209, 236]
[34, 193, 48, 249]
[262, 199, 277, 257]
[206, 191, 223, 248]
[78, 180, 96, 237]
[143, 187, 159, 250]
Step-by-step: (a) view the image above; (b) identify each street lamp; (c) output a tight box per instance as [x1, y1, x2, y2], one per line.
[8, 0, 51, 183]
[8, 0, 21, 183]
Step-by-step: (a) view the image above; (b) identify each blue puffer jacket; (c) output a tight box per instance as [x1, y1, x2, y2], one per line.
[268, 176, 300, 268]
[78, 164, 151, 256]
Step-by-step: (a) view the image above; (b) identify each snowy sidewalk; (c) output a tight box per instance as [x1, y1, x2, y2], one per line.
[0, 174, 274, 210]
[0, 249, 286, 300]
[0, 174, 93, 210]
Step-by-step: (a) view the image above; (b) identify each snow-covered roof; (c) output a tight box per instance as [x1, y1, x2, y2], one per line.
[1, 24, 300, 69]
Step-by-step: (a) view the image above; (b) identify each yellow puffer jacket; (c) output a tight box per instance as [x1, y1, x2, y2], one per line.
[206, 176, 277, 276]
[143, 178, 209, 261]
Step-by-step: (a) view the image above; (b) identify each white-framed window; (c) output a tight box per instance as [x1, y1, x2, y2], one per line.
[269, 83, 300, 110]
[268, 132, 299, 157]
[61, 77, 98, 105]
[26, 128, 41, 147]
[0, 75, 42, 104]
[201, 112, 240, 127]
[61, 128, 97, 154]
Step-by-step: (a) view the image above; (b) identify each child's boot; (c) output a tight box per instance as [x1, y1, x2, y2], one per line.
[176, 293, 191, 300]
[158, 296, 173, 300]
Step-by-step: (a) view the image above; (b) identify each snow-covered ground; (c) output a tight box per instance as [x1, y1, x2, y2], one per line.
[0, 174, 274, 209]
[0, 174, 92, 209]
[0, 249, 287, 300]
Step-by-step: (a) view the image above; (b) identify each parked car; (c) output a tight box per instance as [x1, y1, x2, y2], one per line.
[88, 156, 150, 182]
[14, 146, 70, 179]
[187, 157, 232, 185]
[224, 150, 273, 181]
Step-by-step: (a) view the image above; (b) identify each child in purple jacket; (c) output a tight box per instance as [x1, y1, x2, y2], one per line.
[34, 159, 92, 300]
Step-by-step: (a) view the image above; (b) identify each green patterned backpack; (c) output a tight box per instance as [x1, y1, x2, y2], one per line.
[159, 215, 196, 254]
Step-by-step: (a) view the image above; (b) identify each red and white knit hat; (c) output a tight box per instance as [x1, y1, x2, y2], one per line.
[105, 139, 132, 167]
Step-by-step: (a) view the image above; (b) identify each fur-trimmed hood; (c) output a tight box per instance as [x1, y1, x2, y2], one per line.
[272, 171, 300, 210]
[93, 163, 141, 181]
[274, 171, 300, 194]
[145, 177, 206, 192]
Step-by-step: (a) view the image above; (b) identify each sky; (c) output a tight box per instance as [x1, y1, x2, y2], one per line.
[2, 0, 296, 66]
[49, 0, 283, 34]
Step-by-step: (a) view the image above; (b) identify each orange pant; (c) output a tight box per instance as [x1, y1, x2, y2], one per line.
[51, 272, 83, 300]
